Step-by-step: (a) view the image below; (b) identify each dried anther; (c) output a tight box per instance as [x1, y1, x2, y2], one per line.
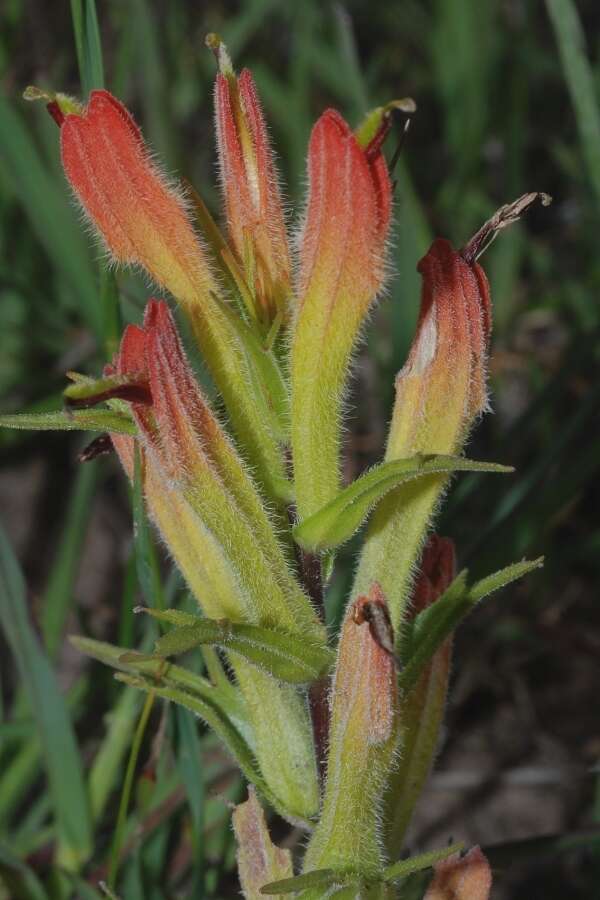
[461, 191, 552, 265]
[352, 583, 395, 656]
[78, 434, 114, 463]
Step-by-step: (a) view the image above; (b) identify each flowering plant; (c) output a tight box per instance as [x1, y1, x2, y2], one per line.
[1, 34, 548, 899]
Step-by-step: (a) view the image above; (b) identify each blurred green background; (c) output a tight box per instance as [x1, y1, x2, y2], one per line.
[0, 1, 599, 897]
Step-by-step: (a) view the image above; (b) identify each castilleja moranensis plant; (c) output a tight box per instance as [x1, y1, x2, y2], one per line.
[3, 34, 551, 899]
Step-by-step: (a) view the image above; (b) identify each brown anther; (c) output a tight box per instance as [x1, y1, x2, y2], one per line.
[461, 191, 552, 266]
[78, 433, 114, 463]
[352, 583, 395, 656]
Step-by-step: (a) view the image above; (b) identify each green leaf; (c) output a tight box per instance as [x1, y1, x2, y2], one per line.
[468, 557, 545, 604]
[69, 635, 249, 732]
[70, 0, 105, 95]
[87, 683, 144, 822]
[400, 558, 544, 693]
[546, 0, 600, 207]
[174, 707, 205, 893]
[0, 409, 136, 434]
[136, 609, 334, 684]
[0, 841, 49, 900]
[293, 455, 513, 552]
[382, 841, 464, 882]
[115, 671, 308, 827]
[0, 522, 92, 871]
[42, 463, 98, 659]
[0, 95, 101, 336]
[260, 868, 343, 895]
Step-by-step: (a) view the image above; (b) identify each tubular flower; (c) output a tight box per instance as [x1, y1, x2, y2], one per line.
[211, 35, 291, 326]
[291, 108, 392, 521]
[385, 536, 456, 857]
[60, 90, 216, 304]
[56, 88, 290, 504]
[107, 299, 321, 640]
[353, 239, 491, 632]
[303, 583, 400, 881]
[105, 299, 322, 820]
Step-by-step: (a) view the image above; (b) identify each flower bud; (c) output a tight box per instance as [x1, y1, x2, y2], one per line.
[107, 300, 321, 640]
[56, 88, 290, 503]
[106, 301, 322, 820]
[291, 108, 392, 520]
[211, 36, 291, 326]
[354, 239, 491, 632]
[424, 846, 492, 900]
[60, 90, 216, 304]
[303, 583, 400, 880]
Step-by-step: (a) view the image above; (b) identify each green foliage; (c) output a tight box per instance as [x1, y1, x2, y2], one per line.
[293, 455, 512, 552]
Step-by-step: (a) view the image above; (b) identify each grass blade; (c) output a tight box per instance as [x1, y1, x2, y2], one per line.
[0, 521, 92, 870]
[0, 96, 100, 336]
[71, 0, 105, 94]
[546, 0, 600, 207]
[42, 462, 99, 659]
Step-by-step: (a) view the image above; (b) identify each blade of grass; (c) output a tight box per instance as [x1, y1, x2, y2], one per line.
[0, 96, 100, 336]
[88, 684, 144, 823]
[107, 687, 156, 890]
[0, 842, 49, 900]
[174, 706, 205, 897]
[546, 0, 600, 207]
[41, 461, 98, 659]
[70, 0, 105, 95]
[0, 521, 92, 871]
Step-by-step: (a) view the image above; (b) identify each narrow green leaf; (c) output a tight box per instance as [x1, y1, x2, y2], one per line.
[383, 841, 464, 882]
[70, 634, 252, 750]
[138, 610, 334, 684]
[69, 634, 247, 726]
[546, 0, 600, 207]
[0, 409, 136, 434]
[260, 868, 342, 895]
[115, 672, 305, 826]
[88, 684, 143, 822]
[294, 456, 513, 552]
[71, 0, 105, 95]
[0, 523, 92, 870]
[0, 96, 100, 336]
[467, 557, 544, 604]
[401, 558, 543, 693]
[42, 463, 98, 658]
[174, 707, 205, 894]
[107, 689, 155, 890]
[0, 842, 49, 900]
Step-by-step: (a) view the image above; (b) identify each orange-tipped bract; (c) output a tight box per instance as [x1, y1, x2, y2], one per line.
[291, 109, 392, 520]
[214, 56, 291, 326]
[354, 240, 492, 632]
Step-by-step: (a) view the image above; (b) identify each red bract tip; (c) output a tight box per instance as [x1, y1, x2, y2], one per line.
[60, 90, 214, 306]
[214, 66, 291, 322]
[298, 108, 391, 303]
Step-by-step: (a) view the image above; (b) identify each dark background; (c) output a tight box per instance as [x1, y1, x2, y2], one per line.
[0, 1, 599, 897]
